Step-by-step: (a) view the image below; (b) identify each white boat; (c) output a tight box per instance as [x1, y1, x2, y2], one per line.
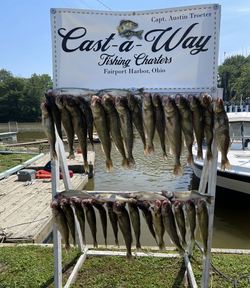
[192, 112, 250, 196]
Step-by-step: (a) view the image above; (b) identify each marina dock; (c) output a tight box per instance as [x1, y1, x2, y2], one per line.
[28, 151, 95, 178]
[0, 173, 88, 243]
[0, 150, 95, 244]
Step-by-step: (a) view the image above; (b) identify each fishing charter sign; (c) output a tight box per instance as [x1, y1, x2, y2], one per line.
[50, 4, 221, 92]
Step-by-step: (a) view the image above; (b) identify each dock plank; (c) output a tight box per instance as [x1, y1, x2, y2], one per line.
[0, 172, 89, 243]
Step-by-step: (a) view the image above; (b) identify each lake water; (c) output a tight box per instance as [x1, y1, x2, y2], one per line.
[0, 122, 249, 250]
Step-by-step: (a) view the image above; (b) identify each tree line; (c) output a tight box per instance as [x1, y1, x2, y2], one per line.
[0, 69, 53, 123]
[218, 55, 250, 103]
[0, 54, 249, 122]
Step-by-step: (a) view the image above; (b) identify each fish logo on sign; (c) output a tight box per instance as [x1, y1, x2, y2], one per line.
[117, 20, 143, 40]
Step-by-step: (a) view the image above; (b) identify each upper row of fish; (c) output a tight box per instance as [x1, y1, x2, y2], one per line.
[41, 88, 231, 176]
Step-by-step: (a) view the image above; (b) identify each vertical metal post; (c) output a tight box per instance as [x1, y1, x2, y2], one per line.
[51, 137, 62, 288]
[57, 132, 84, 251]
[201, 93, 218, 288]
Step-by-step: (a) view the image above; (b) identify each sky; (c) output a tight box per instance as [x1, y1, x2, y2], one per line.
[1, 0, 249, 79]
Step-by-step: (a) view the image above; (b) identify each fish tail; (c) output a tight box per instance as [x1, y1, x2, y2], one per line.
[163, 152, 168, 161]
[179, 247, 185, 256]
[105, 239, 107, 248]
[82, 236, 86, 246]
[106, 159, 114, 172]
[203, 247, 208, 258]
[206, 149, 213, 161]
[136, 30, 143, 39]
[159, 241, 166, 252]
[65, 244, 72, 253]
[187, 153, 194, 166]
[126, 252, 133, 263]
[115, 239, 119, 247]
[127, 156, 136, 168]
[68, 151, 75, 160]
[52, 150, 58, 160]
[84, 161, 89, 173]
[221, 158, 231, 171]
[94, 240, 98, 248]
[154, 236, 159, 246]
[146, 144, 154, 155]
[188, 238, 195, 257]
[173, 165, 183, 177]
[122, 158, 129, 169]
[136, 243, 142, 250]
[143, 145, 148, 155]
[197, 148, 203, 160]
[182, 239, 187, 248]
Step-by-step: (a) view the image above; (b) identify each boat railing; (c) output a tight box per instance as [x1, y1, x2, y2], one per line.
[225, 104, 249, 113]
[0, 122, 19, 141]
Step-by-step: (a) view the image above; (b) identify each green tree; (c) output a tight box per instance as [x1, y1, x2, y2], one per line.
[0, 72, 26, 122]
[218, 55, 250, 102]
[21, 73, 53, 122]
[0, 69, 53, 122]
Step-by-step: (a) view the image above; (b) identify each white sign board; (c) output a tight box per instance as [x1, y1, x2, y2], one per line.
[50, 4, 221, 92]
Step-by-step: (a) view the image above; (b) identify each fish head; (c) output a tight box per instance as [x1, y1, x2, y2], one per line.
[70, 196, 80, 205]
[186, 199, 195, 210]
[113, 201, 126, 213]
[91, 95, 102, 113]
[161, 95, 173, 111]
[142, 92, 153, 108]
[199, 93, 213, 107]
[81, 199, 91, 208]
[137, 200, 150, 209]
[175, 94, 182, 106]
[75, 95, 85, 107]
[44, 93, 56, 105]
[55, 95, 64, 109]
[199, 93, 208, 107]
[152, 93, 161, 108]
[50, 201, 60, 215]
[215, 98, 225, 114]
[50, 201, 58, 210]
[197, 199, 207, 213]
[127, 93, 137, 110]
[154, 200, 162, 211]
[188, 94, 198, 109]
[176, 94, 189, 109]
[162, 199, 172, 213]
[64, 95, 76, 111]
[164, 97, 176, 113]
[174, 200, 183, 210]
[115, 95, 127, 112]
[101, 94, 114, 111]
[59, 198, 69, 206]
[120, 20, 138, 30]
[106, 201, 113, 210]
[40, 102, 48, 113]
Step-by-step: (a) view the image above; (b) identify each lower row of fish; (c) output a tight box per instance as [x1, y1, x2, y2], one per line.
[51, 190, 211, 262]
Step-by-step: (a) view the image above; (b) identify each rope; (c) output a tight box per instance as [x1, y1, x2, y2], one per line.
[195, 242, 250, 287]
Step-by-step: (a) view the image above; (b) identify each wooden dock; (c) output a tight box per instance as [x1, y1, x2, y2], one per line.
[0, 146, 95, 244]
[27, 151, 95, 178]
[0, 173, 88, 244]
[4, 133, 100, 148]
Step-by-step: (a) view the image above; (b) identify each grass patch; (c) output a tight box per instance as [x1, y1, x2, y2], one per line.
[0, 153, 35, 173]
[0, 245, 249, 288]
